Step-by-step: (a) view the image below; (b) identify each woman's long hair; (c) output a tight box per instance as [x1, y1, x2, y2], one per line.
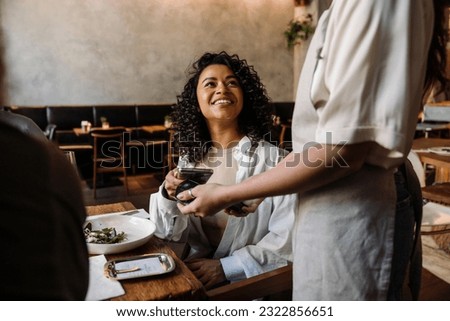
[425, 0, 450, 101]
[172, 51, 272, 163]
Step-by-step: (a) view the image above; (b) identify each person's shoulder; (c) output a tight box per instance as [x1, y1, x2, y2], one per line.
[0, 111, 47, 141]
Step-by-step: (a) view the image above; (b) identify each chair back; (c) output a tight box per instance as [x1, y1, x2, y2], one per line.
[90, 127, 125, 158]
[91, 127, 126, 167]
[90, 127, 126, 140]
[162, 126, 179, 176]
[44, 124, 57, 141]
[90, 127, 128, 198]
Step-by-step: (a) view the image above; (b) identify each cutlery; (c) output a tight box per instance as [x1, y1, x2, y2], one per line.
[118, 209, 140, 216]
[115, 266, 141, 274]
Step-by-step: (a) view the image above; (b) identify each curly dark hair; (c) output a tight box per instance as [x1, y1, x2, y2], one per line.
[172, 51, 273, 163]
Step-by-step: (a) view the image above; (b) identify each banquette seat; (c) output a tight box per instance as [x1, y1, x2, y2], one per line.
[7, 104, 173, 177]
[5, 102, 295, 177]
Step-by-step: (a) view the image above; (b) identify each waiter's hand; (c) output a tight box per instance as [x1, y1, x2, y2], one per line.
[177, 183, 231, 217]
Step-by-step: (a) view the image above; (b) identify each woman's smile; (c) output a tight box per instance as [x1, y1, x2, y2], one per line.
[212, 98, 233, 105]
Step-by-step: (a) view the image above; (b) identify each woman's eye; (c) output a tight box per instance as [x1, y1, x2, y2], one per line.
[204, 81, 216, 88]
[227, 80, 239, 87]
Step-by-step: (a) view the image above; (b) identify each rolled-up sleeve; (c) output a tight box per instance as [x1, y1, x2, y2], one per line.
[149, 184, 188, 241]
[311, 0, 433, 169]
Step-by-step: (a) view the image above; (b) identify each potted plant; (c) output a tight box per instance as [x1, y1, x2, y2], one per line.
[284, 13, 314, 49]
[100, 116, 110, 129]
[164, 115, 173, 128]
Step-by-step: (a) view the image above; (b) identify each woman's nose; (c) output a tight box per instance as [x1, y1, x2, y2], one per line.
[215, 82, 228, 94]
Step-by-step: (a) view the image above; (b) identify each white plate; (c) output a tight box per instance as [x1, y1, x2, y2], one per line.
[428, 146, 450, 156]
[85, 215, 156, 255]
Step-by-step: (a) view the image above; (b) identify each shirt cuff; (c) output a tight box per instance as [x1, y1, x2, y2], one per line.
[161, 181, 173, 200]
[220, 256, 246, 281]
[158, 184, 177, 207]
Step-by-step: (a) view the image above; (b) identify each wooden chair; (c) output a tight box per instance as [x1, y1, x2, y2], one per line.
[278, 122, 292, 151]
[408, 151, 450, 251]
[43, 123, 57, 141]
[163, 127, 179, 176]
[91, 127, 129, 199]
[422, 183, 450, 206]
[272, 102, 294, 151]
[206, 264, 292, 301]
[408, 149, 450, 205]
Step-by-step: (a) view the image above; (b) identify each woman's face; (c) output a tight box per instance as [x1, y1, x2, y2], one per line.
[196, 64, 244, 124]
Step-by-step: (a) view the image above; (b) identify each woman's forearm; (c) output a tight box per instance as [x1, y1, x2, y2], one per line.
[178, 142, 373, 217]
[224, 142, 372, 203]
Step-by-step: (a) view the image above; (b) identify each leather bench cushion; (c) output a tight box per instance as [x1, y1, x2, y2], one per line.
[47, 106, 94, 130]
[136, 104, 172, 126]
[55, 130, 91, 145]
[93, 105, 137, 128]
[10, 106, 48, 130]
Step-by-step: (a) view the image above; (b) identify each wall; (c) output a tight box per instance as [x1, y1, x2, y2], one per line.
[0, 0, 295, 105]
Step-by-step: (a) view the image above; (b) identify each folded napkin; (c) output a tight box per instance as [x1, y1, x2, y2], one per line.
[85, 255, 125, 301]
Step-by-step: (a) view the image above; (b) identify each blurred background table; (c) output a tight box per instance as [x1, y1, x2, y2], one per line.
[412, 138, 450, 183]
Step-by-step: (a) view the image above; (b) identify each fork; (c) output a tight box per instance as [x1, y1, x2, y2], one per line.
[119, 209, 140, 216]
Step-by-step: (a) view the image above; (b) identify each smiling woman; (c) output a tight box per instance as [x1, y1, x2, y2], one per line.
[149, 51, 296, 291]
[196, 64, 244, 128]
[173, 51, 273, 163]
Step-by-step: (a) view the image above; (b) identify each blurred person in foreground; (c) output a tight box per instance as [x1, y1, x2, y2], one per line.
[0, 112, 89, 299]
[150, 51, 296, 290]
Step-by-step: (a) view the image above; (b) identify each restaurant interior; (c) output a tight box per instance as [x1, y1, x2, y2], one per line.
[0, 0, 449, 301]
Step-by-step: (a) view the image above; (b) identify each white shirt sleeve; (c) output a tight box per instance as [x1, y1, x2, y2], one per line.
[149, 184, 189, 241]
[311, 0, 433, 169]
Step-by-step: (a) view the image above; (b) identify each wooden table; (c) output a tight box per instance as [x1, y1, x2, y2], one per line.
[141, 125, 167, 134]
[85, 201, 206, 300]
[412, 138, 450, 182]
[73, 126, 134, 136]
[74, 125, 167, 141]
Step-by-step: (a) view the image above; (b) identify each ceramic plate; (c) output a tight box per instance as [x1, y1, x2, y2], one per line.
[85, 215, 155, 255]
[428, 147, 450, 156]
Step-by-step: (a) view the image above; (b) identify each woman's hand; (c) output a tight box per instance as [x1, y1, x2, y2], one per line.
[177, 183, 233, 217]
[163, 169, 184, 199]
[225, 198, 264, 217]
[185, 258, 226, 290]
[177, 183, 262, 217]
